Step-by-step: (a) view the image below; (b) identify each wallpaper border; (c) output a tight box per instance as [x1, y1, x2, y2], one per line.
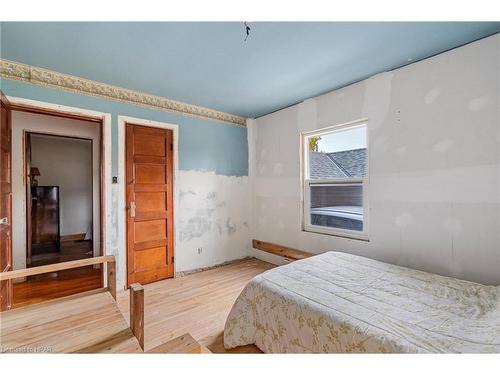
[0, 58, 246, 127]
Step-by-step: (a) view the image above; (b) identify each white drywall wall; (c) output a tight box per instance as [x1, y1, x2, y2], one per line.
[11, 111, 101, 270]
[249, 34, 500, 285]
[30, 134, 93, 237]
[175, 170, 251, 272]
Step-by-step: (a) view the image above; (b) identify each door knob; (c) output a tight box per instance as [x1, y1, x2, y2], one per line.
[0, 217, 8, 226]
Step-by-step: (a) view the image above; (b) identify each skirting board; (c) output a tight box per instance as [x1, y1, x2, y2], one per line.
[174, 257, 254, 278]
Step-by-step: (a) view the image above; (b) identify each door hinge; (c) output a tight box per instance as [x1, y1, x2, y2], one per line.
[170, 143, 173, 151]
[171, 256, 174, 263]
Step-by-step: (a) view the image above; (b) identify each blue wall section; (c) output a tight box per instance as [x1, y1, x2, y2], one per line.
[0, 78, 248, 177]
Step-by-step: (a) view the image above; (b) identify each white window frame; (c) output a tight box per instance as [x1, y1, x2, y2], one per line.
[301, 119, 369, 241]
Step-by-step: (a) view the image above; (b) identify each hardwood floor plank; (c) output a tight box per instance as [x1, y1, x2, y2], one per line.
[115, 258, 274, 353]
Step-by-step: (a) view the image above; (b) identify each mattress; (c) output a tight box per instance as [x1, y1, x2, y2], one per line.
[223, 252, 500, 353]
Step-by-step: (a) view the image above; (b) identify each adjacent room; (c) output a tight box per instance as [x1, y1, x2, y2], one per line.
[0, 16, 499, 359]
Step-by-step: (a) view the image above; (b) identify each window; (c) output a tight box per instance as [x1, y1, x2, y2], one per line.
[302, 120, 368, 240]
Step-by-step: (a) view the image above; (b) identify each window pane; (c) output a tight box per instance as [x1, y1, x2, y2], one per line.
[307, 126, 366, 179]
[309, 183, 363, 231]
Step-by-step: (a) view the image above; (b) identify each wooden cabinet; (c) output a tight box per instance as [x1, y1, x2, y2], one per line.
[31, 186, 60, 251]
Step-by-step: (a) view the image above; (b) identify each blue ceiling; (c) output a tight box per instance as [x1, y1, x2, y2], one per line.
[1, 22, 499, 118]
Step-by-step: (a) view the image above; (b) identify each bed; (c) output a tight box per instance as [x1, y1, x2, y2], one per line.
[223, 251, 500, 353]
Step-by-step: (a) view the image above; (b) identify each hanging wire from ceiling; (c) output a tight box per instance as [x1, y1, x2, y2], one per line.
[244, 22, 251, 42]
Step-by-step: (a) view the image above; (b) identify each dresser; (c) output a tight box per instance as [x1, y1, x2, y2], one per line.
[31, 186, 60, 252]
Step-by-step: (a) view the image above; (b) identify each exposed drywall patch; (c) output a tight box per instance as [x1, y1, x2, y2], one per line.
[273, 163, 284, 175]
[206, 192, 217, 200]
[467, 95, 489, 111]
[372, 135, 390, 155]
[180, 209, 215, 242]
[443, 217, 463, 234]
[433, 139, 455, 153]
[395, 145, 408, 155]
[218, 218, 237, 236]
[176, 170, 250, 272]
[179, 189, 196, 199]
[424, 87, 441, 104]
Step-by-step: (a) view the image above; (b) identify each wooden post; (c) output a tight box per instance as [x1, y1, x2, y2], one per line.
[130, 283, 144, 350]
[107, 260, 116, 300]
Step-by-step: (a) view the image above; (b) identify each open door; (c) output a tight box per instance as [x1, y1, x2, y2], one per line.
[0, 91, 13, 311]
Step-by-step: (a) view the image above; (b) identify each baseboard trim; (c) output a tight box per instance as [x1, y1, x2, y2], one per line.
[174, 257, 253, 278]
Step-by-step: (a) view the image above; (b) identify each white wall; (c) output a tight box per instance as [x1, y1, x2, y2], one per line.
[249, 34, 500, 285]
[175, 170, 251, 272]
[30, 134, 93, 237]
[11, 111, 101, 270]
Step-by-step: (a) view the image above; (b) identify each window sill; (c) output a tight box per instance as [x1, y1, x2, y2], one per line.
[302, 226, 370, 242]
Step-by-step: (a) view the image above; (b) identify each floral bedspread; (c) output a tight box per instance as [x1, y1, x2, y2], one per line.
[224, 251, 500, 353]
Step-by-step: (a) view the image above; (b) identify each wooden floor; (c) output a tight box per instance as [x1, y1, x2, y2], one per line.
[30, 240, 93, 267]
[116, 257, 274, 353]
[1, 290, 142, 353]
[13, 266, 102, 308]
[13, 241, 101, 308]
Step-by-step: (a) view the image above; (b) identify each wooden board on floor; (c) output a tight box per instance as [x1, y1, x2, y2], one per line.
[116, 258, 274, 353]
[0, 290, 142, 353]
[148, 333, 211, 353]
[252, 239, 312, 261]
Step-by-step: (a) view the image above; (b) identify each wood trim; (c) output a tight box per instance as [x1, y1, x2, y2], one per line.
[130, 283, 144, 350]
[10, 103, 102, 123]
[0, 255, 115, 281]
[252, 239, 313, 261]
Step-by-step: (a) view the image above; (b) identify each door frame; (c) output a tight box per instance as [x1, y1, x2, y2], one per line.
[6, 96, 112, 283]
[118, 116, 179, 287]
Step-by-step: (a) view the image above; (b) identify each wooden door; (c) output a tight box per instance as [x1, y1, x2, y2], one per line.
[0, 91, 13, 310]
[126, 124, 174, 286]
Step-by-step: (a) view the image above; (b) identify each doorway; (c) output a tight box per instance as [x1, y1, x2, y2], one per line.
[10, 108, 104, 308]
[26, 133, 95, 268]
